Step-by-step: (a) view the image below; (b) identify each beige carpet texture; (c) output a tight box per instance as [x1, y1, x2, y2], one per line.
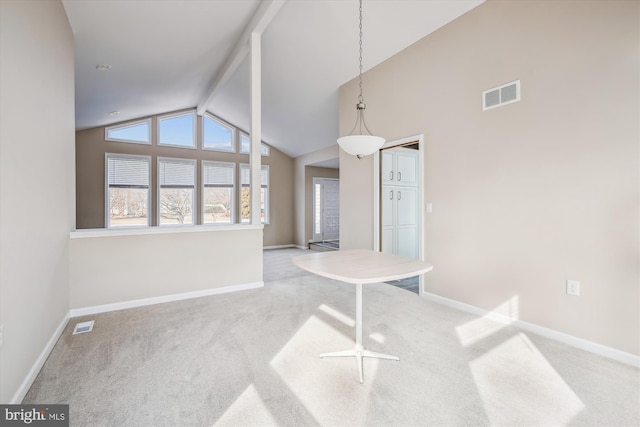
[24, 249, 640, 426]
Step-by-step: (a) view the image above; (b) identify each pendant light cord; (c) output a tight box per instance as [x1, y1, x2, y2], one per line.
[358, 0, 364, 104]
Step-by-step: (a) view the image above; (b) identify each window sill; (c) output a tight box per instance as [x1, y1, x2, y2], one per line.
[70, 223, 264, 239]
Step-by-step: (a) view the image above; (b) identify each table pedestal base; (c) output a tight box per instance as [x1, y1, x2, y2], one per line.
[321, 345, 399, 383]
[320, 282, 400, 383]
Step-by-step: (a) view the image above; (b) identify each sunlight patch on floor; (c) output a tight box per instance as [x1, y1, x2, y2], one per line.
[470, 332, 585, 425]
[269, 315, 379, 426]
[369, 332, 386, 344]
[456, 296, 519, 347]
[213, 384, 278, 426]
[319, 304, 355, 327]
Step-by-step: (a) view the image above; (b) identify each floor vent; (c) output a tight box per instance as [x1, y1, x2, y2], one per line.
[483, 80, 520, 111]
[72, 320, 95, 335]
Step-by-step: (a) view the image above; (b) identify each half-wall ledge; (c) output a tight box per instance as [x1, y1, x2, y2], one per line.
[70, 224, 264, 239]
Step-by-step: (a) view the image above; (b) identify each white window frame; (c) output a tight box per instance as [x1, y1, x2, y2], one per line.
[201, 161, 236, 225]
[105, 153, 151, 228]
[157, 157, 197, 226]
[157, 110, 197, 149]
[105, 118, 152, 145]
[240, 163, 269, 224]
[202, 112, 236, 153]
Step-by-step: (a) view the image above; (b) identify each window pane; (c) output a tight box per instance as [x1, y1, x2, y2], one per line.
[240, 134, 250, 154]
[160, 188, 194, 225]
[240, 164, 268, 223]
[107, 155, 149, 228]
[239, 134, 269, 156]
[203, 161, 234, 224]
[158, 113, 195, 148]
[203, 115, 234, 152]
[203, 188, 232, 224]
[108, 188, 149, 227]
[159, 158, 195, 225]
[106, 120, 150, 144]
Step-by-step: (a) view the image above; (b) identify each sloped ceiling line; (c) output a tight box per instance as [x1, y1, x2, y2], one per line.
[196, 0, 287, 116]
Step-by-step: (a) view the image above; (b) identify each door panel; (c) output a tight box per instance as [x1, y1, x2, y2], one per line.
[396, 187, 417, 226]
[398, 227, 417, 259]
[396, 151, 418, 186]
[322, 179, 340, 241]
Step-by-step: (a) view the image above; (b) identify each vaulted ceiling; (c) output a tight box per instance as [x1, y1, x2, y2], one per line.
[63, 0, 484, 158]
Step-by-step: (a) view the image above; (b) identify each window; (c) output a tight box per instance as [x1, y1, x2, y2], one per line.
[158, 158, 196, 226]
[202, 161, 235, 224]
[203, 114, 235, 152]
[240, 164, 269, 223]
[106, 154, 150, 228]
[105, 119, 151, 144]
[158, 111, 196, 148]
[239, 133, 270, 156]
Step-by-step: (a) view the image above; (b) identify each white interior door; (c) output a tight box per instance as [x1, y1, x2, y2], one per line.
[313, 178, 340, 242]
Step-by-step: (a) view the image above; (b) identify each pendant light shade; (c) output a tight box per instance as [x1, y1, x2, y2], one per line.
[338, 0, 385, 159]
[338, 134, 385, 158]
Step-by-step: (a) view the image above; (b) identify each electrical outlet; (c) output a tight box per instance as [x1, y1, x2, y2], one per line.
[567, 280, 580, 296]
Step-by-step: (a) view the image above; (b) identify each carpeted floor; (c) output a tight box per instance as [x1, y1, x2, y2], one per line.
[23, 249, 640, 426]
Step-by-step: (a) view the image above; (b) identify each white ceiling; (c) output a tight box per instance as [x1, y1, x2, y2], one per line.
[63, 0, 484, 158]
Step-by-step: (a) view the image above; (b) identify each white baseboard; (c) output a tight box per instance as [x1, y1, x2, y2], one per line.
[263, 244, 296, 250]
[293, 245, 308, 250]
[69, 282, 264, 318]
[11, 312, 70, 404]
[423, 291, 640, 368]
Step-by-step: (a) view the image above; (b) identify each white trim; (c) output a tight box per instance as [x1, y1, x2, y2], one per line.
[70, 224, 263, 239]
[263, 244, 297, 250]
[69, 282, 264, 318]
[105, 118, 152, 145]
[293, 244, 308, 250]
[157, 110, 197, 149]
[11, 312, 70, 403]
[423, 291, 640, 368]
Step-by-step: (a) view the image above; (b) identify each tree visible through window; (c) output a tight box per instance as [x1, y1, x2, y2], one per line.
[158, 158, 196, 225]
[202, 161, 234, 224]
[106, 154, 150, 227]
[240, 164, 269, 223]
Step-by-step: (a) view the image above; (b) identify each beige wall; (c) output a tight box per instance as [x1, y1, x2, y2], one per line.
[76, 113, 294, 247]
[305, 166, 339, 244]
[0, 0, 75, 402]
[339, 0, 639, 355]
[293, 145, 340, 247]
[70, 228, 263, 309]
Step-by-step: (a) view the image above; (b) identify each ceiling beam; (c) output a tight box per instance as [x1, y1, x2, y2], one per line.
[196, 0, 286, 116]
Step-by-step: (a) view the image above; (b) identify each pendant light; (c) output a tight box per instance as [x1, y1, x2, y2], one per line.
[337, 0, 385, 159]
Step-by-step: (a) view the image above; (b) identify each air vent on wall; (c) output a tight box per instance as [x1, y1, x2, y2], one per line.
[482, 80, 520, 111]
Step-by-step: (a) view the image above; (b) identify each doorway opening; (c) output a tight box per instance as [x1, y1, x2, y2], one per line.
[310, 177, 339, 251]
[374, 136, 424, 294]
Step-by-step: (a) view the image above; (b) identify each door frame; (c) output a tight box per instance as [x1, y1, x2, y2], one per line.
[312, 177, 340, 242]
[373, 134, 425, 294]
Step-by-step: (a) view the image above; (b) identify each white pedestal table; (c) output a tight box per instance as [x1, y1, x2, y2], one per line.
[293, 249, 433, 383]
